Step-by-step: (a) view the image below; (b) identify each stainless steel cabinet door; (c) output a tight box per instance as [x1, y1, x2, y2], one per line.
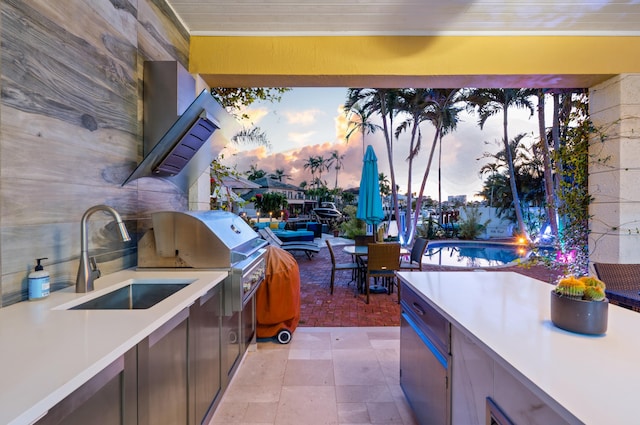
[192, 287, 222, 424]
[35, 352, 136, 425]
[139, 309, 189, 425]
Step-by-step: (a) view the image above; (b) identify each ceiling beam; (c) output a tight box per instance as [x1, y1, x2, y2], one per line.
[190, 35, 639, 88]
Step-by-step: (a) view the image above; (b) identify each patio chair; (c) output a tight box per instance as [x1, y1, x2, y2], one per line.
[354, 235, 375, 246]
[258, 228, 320, 260]
[593, 262, 640, 311]
[400, 238, 428, 271]
[365, 242, 401, 304]
[325, 240, 360, 294]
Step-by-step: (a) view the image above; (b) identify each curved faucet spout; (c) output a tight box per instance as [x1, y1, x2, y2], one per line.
[76, 205, 131, 293]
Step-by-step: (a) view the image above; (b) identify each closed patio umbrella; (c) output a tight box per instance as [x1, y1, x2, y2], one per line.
[357, 145, 385, 241]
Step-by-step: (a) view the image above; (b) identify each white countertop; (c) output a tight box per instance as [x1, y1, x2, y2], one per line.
[397, 271, 640, 425]
[0, 269, 227, 425]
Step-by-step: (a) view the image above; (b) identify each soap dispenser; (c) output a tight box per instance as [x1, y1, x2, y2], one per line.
[28, 257, 50, 300]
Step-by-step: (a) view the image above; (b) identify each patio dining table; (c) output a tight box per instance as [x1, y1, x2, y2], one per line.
[342, 244, 410, 257]
[342, 244, 410, 297]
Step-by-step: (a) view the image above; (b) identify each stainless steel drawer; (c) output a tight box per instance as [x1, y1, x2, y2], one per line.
[401, 282, 450, 355]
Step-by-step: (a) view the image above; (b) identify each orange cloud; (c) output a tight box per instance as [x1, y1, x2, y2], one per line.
[334, 105, 349, 144]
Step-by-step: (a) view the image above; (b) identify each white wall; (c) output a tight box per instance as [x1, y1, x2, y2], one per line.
[589, 74, 640, 265]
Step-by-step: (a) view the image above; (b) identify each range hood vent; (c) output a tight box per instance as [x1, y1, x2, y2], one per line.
[123, 61, 237, 190]
[152, 112, 218, 177]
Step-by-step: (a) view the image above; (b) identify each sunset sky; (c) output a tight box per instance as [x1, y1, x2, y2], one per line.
[218, 88, 542, 201]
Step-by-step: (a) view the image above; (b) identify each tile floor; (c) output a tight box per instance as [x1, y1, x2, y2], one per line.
[210, 326, 418, 425]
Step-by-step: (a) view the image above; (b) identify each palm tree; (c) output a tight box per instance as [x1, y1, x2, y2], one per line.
[397, 89, 463, 244]
[346, 88, 403, 240]
[378, 173, 391, 198]
[536, 90, 558, 238]
[328, 150, 345, 189]
[435, 93, 463, 225]
[302, 156, 314, 183]
[466, 88, 536, 238]
[395, 88, 439, 242]
[303, 156, 322, 188]
[230, 126, 271, 149]
[478, 172, 512, 216]
[246, 164, 266, 181]
[314, 155, 328, 188]
[269, 168, 289, 182]
[312, 176, 326, 190]
[478, 133, 541, 224]
[345, 104, 381, 156]
[479, 162, 503, 208]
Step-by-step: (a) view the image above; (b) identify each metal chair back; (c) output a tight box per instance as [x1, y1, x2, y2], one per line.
[402, 238, 428, 271]
[364, 242, 401, 304]
[326, 239, 359, 294]
[593, 262, 640, 292]
[593, 262, 640, 311]
[367, 242, 400, 272]
[355, 235, 375, 246]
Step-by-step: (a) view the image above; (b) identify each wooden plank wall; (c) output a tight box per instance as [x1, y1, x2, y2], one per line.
[0, 0, 191, 305]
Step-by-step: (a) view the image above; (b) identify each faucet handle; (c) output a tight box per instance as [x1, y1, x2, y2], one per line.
[89, 257, 101, 279]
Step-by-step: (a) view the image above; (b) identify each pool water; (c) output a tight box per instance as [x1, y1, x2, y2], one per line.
[422, 242, 533, 268]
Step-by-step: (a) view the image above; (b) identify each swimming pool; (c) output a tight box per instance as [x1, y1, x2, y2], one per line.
[422, 241, 545, 268]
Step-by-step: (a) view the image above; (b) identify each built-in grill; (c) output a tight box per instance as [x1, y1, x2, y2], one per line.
[138, 210, 267, 377]
[138, 210, 267, 312]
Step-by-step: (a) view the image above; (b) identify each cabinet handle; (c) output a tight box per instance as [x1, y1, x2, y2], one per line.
[412, 302, 426, 316]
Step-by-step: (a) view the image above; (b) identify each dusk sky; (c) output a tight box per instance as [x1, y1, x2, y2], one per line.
[218, 88, 542, 201]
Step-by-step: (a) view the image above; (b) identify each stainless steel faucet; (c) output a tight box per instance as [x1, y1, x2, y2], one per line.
[76, 205, 131, 293]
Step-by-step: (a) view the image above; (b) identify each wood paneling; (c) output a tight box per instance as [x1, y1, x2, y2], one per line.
[0, 0, 191, 305]
[2, 1, 137, 133]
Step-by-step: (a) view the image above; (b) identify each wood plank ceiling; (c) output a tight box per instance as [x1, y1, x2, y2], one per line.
[165, 0, 640, 36]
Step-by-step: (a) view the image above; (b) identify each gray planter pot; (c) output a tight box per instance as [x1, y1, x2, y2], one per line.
[550, 290, 608, 335]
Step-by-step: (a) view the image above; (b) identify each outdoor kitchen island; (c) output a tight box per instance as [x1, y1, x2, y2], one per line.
[397, 271, 640, 425]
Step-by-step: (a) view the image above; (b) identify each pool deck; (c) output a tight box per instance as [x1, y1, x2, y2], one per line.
[296, 237, 564, 328]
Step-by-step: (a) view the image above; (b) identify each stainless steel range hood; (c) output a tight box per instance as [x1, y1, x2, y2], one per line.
[123, 61, 238, 190]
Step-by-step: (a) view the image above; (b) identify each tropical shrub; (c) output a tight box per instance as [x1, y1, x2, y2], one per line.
[416, 217, 441, 239]
[457, 205, 490, 240]
[253, 192, 288, 215]
[340, 205, 366, 238]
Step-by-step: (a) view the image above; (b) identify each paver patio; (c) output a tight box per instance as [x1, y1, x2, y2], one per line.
[294, 236, 564, 327]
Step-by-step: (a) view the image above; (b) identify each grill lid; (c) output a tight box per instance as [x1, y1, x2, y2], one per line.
[150, 210, 266, 268]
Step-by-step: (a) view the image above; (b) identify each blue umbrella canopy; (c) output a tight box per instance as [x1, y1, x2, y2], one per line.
[356, 145, 385, 227]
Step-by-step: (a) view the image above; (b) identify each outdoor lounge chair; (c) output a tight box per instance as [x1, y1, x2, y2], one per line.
[258, 228, 320, 260]
[261, 227, 319, 247]
[593, 262, 640, 311]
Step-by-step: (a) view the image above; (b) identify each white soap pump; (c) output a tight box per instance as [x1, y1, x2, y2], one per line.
[28, 257, 50, 300]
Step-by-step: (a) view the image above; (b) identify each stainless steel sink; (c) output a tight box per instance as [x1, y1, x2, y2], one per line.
[68, 282, 190, 310]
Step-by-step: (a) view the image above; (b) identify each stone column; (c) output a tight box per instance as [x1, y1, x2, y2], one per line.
[589, 74, 640, 264]
[188, 170, 212, 211]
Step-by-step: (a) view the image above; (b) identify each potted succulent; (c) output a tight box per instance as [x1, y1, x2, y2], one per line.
[550, 275, 608, 335]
